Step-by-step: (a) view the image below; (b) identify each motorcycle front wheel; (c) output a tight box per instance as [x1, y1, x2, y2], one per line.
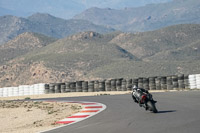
[147, 101, 158, 113]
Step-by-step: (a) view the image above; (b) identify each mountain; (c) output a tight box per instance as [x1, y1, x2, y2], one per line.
[0, 0, 171, 19]
[0, 13, 114, 45]
[1, 24, 200, 87]
[0, 32, 57, 64]
[86, 24, 200, 79]
[145, 40, 200, 61]
[0, 31, 137, 87]
[110, 24, 200, 60]
[74, 0, 200, 32]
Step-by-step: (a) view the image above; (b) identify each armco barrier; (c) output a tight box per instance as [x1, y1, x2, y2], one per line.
[1, 74, 200, 98]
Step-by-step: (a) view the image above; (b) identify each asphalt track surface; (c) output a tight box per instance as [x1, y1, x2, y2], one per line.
[41, 91, 200, 133]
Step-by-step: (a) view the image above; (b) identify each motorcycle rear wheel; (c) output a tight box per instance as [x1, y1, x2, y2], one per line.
[147, 101, 158, 113]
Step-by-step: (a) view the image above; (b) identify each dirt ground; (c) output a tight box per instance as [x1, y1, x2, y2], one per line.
[0, 90, 175, 133]
[0, 101, 82, 133]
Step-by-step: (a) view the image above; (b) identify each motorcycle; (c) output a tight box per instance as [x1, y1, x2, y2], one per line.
[132, 87, 158, 113]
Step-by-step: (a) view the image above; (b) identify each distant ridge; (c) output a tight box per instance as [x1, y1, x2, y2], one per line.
[0, 0, 171, 19]
[0, 13, 115, 45]
[74, 0, 200, 32]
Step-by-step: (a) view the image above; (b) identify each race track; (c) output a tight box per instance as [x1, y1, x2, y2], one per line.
[41, 91, 200, 133]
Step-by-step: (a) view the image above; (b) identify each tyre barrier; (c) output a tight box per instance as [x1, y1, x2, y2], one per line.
[161, 77, 167, 90]
[70, 82, 76, 92]
[65, 82, 71, 92]
[143, 78, 149, 90]
[184, 75, 189, 89]
[132, 78, 138, 88]
[111, 79, 117, 91]
[178, 74, 185, 89]
[116, 78, 122, 91]
[55, 83, 61, 93]
[61, 84, 66, 93]
[88, 81, 95, 92]
[155, 77, 161, 90]
[94, 81, 99, 92]
[167, 76, 173, 90]
[49, 83, 55, 94]
[1, 74, 200, 97]
[82, 81, 88, 92]
[76, 81, 83, 92]
[127, 79, 133, 91]
[45, 84, 49, 94]
[122, 79, 127, 91]
[99, 80, 106, 92]
[149, 77, 156, 90]
[138, 78, 143, 88]
[172, 75, 178, 90]
[105, 80, 111, 91]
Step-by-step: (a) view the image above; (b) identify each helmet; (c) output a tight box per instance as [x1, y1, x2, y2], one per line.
[133, 85, 137, 89]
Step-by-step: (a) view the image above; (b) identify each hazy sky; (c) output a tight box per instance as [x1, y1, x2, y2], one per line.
[0, 0, 172, 19]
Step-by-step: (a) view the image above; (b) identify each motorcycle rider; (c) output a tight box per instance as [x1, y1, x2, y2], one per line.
[132, 85, 150, 108]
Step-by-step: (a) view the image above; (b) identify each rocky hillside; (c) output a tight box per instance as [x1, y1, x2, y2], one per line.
[1, 24, 200, 87]
[0, 32, 57, 65]
[74, 0, 200, 32]
[0, 13, 114, 45]
[110, 24, 200, 60]
[0, 31, 137, 87]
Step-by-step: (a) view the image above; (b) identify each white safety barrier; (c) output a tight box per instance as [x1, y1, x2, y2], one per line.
[189, 74, 200, 89]
[189, 75, 196, 89]
[0, 83, 46, 97]
[13, 87, 19, 97]
[196, 74, 200, 89]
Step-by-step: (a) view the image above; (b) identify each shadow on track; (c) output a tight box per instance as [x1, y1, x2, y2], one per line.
[157, 110, 176, 114]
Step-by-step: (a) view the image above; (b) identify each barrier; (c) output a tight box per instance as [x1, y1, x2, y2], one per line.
[178, 74, 185, 89]
[189, 75, 196, 89]
[99, 80, 105, 91]
[94, 81, 99, 92]
[127, 79, 132, 91]
[122, 79, 127, 91]
[0, 88, 3, 97]
[196, 74, 200, 89]
[143, 78, 149, 90]
[82, 81, 88, 92]
[167, 76, 173, 90]
[149, 77, 156, 90]
[155, 77, 161, 90]
[172, 75, 178, 89]
[65, 82, 71, 92]
[116, 79, 122, 91]
[184, 75, 189, 89]
[88, 81, 95, 92]
[111, 79, 117, 91]
[105, 80, 111, 91]
[1, 73, 200, 98]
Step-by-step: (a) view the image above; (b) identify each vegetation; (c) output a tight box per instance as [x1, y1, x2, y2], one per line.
[0, 24, 200, 87]
[0, 32, 57, 65]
